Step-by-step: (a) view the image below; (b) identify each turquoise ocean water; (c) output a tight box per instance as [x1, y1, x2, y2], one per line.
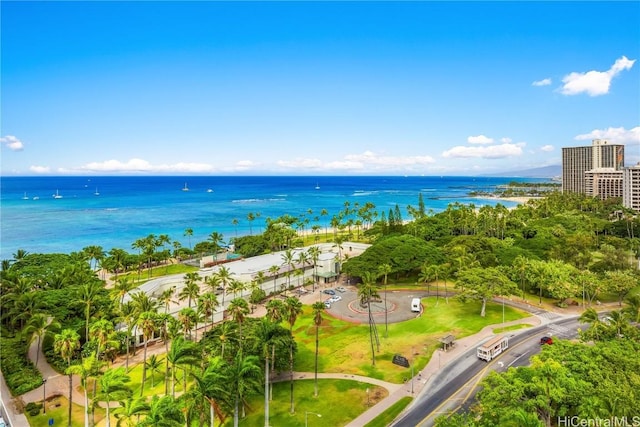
[0, 175, 547, 260]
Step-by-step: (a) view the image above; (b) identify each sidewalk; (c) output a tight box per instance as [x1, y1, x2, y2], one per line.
[345, 314, 543, 426]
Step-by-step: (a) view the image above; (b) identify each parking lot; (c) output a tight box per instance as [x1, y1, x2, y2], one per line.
[311, 285, 428, 324]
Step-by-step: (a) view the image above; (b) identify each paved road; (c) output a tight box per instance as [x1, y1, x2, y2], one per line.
[390, 316, 582, 427]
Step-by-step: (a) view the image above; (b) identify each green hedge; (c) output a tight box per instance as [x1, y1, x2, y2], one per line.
[0, 335, 44, 395]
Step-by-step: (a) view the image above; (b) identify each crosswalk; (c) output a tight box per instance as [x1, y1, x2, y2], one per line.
[547, 323, 571, 337]
[534, 311, 563, 320]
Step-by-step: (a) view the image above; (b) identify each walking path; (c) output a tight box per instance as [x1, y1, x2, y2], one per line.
[344, 314, 543, 427]
[10, 294, 620, 427]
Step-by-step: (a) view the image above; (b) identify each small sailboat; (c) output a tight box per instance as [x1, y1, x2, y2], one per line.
[22, 192, 29, 200]
[94, 187, 100, 196]
[315, 182, 320, 190]
[33, 196, 40, 200]
[206, 188, 214, 193]
[182, 182, 190, 192]
[53, 189, 63, 199]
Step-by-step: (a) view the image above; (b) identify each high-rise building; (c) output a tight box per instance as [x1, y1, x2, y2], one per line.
[623, 162, 640, 212]
[562, 139, 624, 194]
[584, 168, 623, 200]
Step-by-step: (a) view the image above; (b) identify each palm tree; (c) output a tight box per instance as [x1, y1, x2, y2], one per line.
[116, 302, 137, 372]
[113, 396, 149, 427]
[312, 301, 325, 397]
[579, 307, 605, 341]
[184, 228, 194, 251]
[307, 246, 321, 291]
[137, 311, 158, 396]
[359, 271, 381, 366]
[180, 272, 201, 308]
[513, 255, 529, 301]
[229, 354, 262, 427]
[159, 286, 177, 314]
[186, 356, 231, 427]
[24, 313, 59, 368]
[217, 266, 233, 307]
[248, 318, 286, 427]
[54, 328, 81, 427]
[77, 281, 103, 341]
[228, 298, 250, 348]
[139, 395, 184, 427]
[268, 265, 280, 295]
[378, 263, 392, 338]
[209, 320, 237, 360]
[198, 292, 220, 329]
[178, 307, 198, 341]
[208, 231, 225, 262]
[228, 279, 247, 298]
[67, 354, 103, 427]
[144, 354, 163, 389]
[95, 367, 132, 427]
[623, 293, 640, 324]
[265, 299, 285, 324]
[281, 249, 295, 290]
[284, 296, 303, 413]
[89, 318, 116, 362]
[167, 336, 200, 398]
[111, 277, 135, 310]
[247, 212, 256, 235]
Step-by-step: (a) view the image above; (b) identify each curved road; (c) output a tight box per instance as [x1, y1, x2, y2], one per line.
[391, 315, 582, 427]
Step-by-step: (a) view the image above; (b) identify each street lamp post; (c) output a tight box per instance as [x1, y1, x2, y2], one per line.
[42, 377, 47, 414]
[410, 347, 414, 394]
[305, 411, 321, 427]
[366, 388, 370, 406]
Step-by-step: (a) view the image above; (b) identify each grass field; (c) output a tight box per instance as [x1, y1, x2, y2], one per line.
[25, 395, 106, 427]
[222, 379, 387, 427]
[292, 296, 528, 383]
[364, 396, 413, 427]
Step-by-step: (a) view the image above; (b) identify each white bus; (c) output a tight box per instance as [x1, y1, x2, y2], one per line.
[476, 335, 509, 362]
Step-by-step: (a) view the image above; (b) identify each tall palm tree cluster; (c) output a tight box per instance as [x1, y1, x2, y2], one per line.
[2, 243, 328, 427]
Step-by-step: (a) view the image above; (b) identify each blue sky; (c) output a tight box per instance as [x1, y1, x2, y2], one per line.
[1, 1, 639, 176]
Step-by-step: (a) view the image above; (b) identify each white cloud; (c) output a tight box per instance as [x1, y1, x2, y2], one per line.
[532, 78, 552, 86]
[560, 56, 636, 96]
[574, 126, 640, 145]
[467, 135, 494, 144]
[276, 151, 435, 171]
[75, 158, 216, 173]
[500, 137, 512, 144]
[29, 165, 51, 173]
[442, 142, 525, 159]
[276, 158, 324, 169]
[1, 135, 24, 151]
[541, 145, 554, 152]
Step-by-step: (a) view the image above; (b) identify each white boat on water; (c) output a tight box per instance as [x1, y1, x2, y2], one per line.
[33, 196, 40, 200]
[53, 190, 63, 199]
[182, 182, 190, 192]
[315, 182, 320, 190]
[207, 188, 214, 193]
[94, 187, 100, 196]
[22, 192, 29, 200]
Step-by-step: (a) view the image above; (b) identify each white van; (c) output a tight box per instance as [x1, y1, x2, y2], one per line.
[411, 298, 421, 312]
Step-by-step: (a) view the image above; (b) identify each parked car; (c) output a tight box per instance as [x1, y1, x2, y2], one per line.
[323, 289, 336, 295]
[329, 295, 342, 303]
[336, 286, 346, 293]
[540, 336, 553, 345]
[324, 301, 331, 309]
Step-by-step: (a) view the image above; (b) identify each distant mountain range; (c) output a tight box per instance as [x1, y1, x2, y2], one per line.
[485, 165, 561, 178]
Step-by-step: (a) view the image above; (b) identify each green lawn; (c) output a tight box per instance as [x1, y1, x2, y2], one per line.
[292, 296, 528, 383]
[364, 396, 413, 427]
[26, 395, 106, 427]
[223, 379, 387, 427]
[493, 323, 534, 334]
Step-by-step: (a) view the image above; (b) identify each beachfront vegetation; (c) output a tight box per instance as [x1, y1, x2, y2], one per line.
[1, 191, 639, 426]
